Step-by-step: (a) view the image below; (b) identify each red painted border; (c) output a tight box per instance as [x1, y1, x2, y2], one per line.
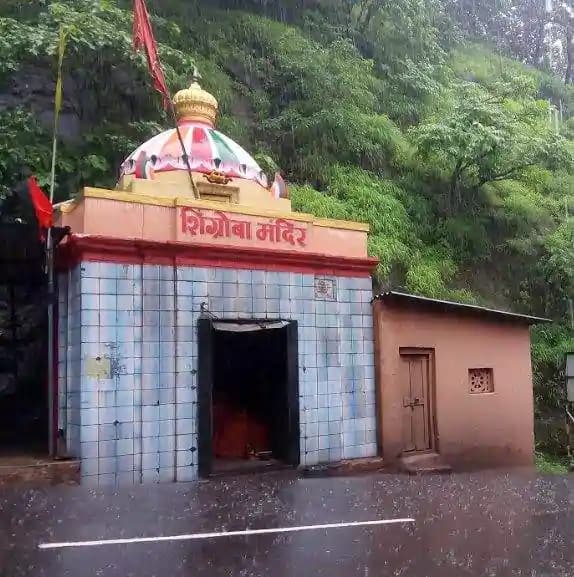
[56, 235, 378, 278]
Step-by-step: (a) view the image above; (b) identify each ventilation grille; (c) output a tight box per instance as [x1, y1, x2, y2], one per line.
[469, 368, 494, 394]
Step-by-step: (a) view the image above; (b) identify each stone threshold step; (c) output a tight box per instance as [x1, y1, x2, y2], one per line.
[399, 452, 452, 476]
[302, 457, 388, 478]
[0, 458, 80, 487]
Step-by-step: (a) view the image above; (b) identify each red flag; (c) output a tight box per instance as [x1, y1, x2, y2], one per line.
[133, 0, 170, 109]
[27, 176, 53, 238]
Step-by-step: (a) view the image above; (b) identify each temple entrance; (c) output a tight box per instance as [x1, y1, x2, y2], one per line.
[198, 319, 299, 477]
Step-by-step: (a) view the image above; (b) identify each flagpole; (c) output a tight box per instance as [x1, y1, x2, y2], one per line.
[168, 99, 199, 199]
[133, 0, 199, 199]
[47, 26, 67, 459]
[46, 128, 58, 458]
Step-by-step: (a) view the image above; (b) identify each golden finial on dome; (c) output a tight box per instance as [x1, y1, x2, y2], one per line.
[173, 67, 218, 126]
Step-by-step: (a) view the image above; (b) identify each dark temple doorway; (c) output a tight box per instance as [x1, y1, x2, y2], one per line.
[198, 319, 299, 477]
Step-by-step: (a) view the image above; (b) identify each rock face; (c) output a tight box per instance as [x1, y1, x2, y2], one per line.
[0, 65, 76, 144]
[0, 220, 49, 451]
[0, 63, 150, 146]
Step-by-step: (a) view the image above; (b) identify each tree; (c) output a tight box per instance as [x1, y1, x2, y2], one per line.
[444, 0, 574, 84]
[566, 24, 573, 84]
[551, 0, 574, 84]
[350, 0, 447, 123]
[413, 83, 572, 212]
[541, 219, 574, 311]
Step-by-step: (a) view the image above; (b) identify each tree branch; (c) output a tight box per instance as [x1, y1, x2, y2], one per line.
[478, 163, 536, 187]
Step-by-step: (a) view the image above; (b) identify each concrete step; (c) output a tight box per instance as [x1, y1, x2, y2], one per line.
[0, 456, 80, 487]
[399, 452, 452, 475]
[302, 457, 389, 478]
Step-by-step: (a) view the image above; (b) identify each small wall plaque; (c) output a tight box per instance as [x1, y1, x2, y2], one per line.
[314, 277, 337, 301]
[85, 357, 111, 379]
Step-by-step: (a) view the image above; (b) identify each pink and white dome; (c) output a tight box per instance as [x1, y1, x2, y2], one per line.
[120, 121, 268, 188]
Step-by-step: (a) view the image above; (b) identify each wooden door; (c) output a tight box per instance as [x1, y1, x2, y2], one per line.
[400, 351, 433, 453]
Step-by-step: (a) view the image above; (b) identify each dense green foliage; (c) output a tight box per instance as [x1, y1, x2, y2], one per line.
[535, 451, 570, 474]
[0, 0, 573, 452]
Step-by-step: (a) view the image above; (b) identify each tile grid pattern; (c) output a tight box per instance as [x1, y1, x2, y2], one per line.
[57, 272, 68, 443]
[58, 268, 82, 457]
[59, 262, 376, 486]
[175, 268, 377, 465]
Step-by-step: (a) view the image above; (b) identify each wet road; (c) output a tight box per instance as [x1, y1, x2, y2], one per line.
[0, 471, 572, 577]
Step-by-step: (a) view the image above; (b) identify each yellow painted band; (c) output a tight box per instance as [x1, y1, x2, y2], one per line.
[175, 197, 314, 222]
[312, 218, 370, 232]
[84, 187, 176, 207]
[54, 198, 78, 214]
[80, 187, 370, 232]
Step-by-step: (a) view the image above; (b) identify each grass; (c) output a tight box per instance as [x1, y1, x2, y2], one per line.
[535, 451, 571, 474]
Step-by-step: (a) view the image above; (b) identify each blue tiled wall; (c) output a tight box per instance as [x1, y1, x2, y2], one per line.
[58, 267, 82, 458]
[58, 262, 376, 486]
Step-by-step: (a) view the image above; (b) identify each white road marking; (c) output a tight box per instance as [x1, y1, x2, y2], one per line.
[39, 517, 415, 550]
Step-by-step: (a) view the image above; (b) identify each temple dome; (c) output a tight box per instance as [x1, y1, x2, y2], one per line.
[120, 122, 267, 187]
[120, 71, 268, 188]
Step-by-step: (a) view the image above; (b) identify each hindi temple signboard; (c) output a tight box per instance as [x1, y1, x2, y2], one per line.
[180, 207, 307, 248]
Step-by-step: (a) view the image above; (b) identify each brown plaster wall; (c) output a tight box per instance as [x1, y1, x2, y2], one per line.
[374, 301, 535, 470]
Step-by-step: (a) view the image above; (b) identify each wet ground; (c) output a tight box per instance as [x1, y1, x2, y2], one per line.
[0, 470, 572, 577]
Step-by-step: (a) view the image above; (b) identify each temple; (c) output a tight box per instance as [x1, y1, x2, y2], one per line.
[54, 73, 379, 485]
[53, 72, 540, 487]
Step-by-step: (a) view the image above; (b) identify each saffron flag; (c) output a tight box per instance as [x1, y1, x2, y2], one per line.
[27, 177, 53, 239]
[133, 0, 170, 109]
[54, 26, 68, 122]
